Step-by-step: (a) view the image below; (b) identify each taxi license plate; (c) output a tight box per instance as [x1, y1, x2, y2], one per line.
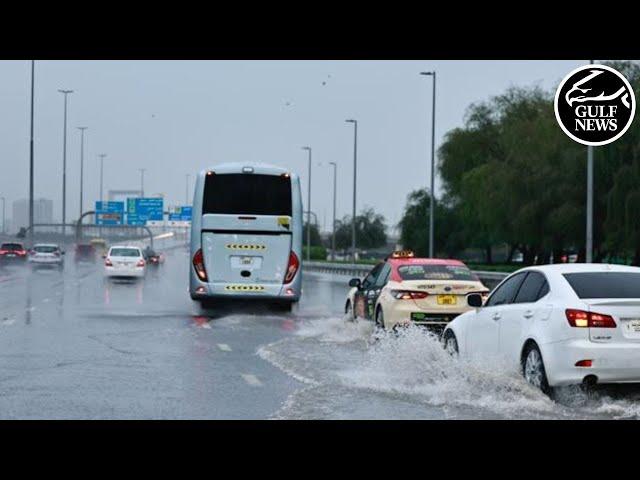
[437, 295, 457, 305]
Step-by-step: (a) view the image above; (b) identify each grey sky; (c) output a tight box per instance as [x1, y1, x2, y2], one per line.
[0, 60, 586, 233]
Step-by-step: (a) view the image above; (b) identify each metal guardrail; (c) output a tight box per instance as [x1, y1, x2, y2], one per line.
[302, 261, 509, 290]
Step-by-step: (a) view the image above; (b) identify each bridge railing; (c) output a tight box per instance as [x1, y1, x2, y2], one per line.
[302, 261, 509, 290]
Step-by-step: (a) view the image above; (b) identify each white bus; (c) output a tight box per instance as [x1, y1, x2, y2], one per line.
[189, 163, 303, 311]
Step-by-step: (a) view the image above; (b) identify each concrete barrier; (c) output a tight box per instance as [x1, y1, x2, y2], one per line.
[302, 261, 509, 290]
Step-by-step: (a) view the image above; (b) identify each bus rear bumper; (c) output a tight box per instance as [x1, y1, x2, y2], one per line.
[190, 278, 301, 303]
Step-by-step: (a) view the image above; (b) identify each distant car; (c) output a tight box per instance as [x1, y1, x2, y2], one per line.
[28, 244, 64, 269]
[443, 263, 640, 396]
[0, 242, 28, 264]
[75, 243, 96, 263]
[345, 250, 489, 332]
[142, 247, 164, 266]
[104, 246, 146, 279]
[90, 238, 108, 257]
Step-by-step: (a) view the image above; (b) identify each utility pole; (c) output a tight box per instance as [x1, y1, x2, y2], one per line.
[29, 61, 35, 243]
[58, 89, 73, 237]
[586, 59, 595, 263]
[329, 162, 337, 261]
[78, 127, 88, 218]
[302, 146, 312, 261]
[420, 71, 437, 257]
[345, 119, 358, 262]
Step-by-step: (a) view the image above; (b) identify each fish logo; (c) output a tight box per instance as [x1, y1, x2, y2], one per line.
[555, 64, 635, 147]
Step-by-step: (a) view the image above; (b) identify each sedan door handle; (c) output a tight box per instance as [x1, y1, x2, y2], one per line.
[492, 312, 501, 321]
[523, 311, 534, 319]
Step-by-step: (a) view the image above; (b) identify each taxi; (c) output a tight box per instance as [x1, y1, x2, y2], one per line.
[345, 251, 489, 332]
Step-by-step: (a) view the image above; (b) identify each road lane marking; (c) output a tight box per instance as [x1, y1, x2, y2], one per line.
[217, 343, 232, 352]
[241, 374, 263, 387]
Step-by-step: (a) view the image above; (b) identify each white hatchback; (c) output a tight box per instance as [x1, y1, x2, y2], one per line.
[443, 263, 640, 395]
[104, 246, 146, 279]
[29, 243, 64, 268]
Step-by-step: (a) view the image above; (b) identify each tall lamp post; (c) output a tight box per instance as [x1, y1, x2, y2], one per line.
[29, 61, 35, 243]
[77, 127, 88, 218]
[301, 146, 312, 261]
[99, 154, 107, 203]
[586, 59, 595, 263]
[345, 119, 358, 262]
[139, 168, 146, 197]
[58, 89, 73, 236]
[420, 71, 436, 257]
[0, 196, 5, 234]
[329, 162, 337, 261]
[186, 174, 191, 204]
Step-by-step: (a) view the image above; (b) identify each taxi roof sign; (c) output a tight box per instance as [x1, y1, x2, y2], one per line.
[390, 250, 415, 258]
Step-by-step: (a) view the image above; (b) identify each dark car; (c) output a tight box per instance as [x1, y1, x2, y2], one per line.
[142, 246, 163, 266]
[74, 243, 96, 263]
[0, 242, 28, 264]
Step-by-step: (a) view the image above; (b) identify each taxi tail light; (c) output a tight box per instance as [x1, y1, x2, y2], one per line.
[193, 248, 208, 282]
[104, 258, 113, 267]
[284, 251, 299, 284]
[391, 290, 428, 300]
[566, 309, 616, 328]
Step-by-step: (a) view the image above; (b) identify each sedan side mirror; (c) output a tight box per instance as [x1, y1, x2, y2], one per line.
[467, 293, 483, 308]
[349, 278, 361, 288]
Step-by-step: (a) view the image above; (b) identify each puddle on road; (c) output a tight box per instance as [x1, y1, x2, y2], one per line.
[258, 315, 640, 420]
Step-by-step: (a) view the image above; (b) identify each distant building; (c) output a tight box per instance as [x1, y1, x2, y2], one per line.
[12, 198, 53, 232]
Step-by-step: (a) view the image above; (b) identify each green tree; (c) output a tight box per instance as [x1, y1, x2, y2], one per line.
[334, 207, 387, 250]
[302, 222, 323, 247]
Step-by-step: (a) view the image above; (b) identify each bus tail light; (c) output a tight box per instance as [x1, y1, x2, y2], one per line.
[193, 248, 208, 282]
[284, 251, 299, 284]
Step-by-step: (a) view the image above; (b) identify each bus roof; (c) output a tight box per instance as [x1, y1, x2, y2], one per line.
[200, 162, 291, 176]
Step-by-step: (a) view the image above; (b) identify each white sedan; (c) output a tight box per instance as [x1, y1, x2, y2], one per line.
[443, 263, 640, 395]
[104, 246, 146, 279]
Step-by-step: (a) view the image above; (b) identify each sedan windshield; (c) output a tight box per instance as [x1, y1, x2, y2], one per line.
[1, 243, 24, 251]
[564, 272, 640, 299]
[397, 264, 477, 281]
[110, 248, 141, 257]
[34, 246, 59, 253]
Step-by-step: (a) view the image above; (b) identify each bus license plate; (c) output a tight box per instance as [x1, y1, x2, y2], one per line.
[437, 295, 456, 305]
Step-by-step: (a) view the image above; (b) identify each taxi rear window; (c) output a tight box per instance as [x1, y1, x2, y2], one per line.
[397, 264, 477, 281]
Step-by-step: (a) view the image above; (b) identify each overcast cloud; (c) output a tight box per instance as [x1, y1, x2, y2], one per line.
[0, 60, 587, 233]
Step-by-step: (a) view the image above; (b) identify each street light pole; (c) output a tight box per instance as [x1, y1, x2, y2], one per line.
[0, 197, 5, 234]
[329, 162, 337, 261]
[420, 71, 437, 257]
[99, 154, 107, 203]
[77, 127, 88, 218]
[186, 174, 191, 204]
[139, 168, 146, 197]
[58, 89, 73, 236]
[586, 59, 595, 263]
[302, 146, 312, 261]
[29, 60, 35, 243]
[346, 119, 358, 262]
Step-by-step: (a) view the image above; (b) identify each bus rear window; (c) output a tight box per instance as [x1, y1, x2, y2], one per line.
[203, 173, 292, 216]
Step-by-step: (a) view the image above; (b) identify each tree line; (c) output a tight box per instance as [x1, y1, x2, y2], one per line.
[399, 60, 640, 265]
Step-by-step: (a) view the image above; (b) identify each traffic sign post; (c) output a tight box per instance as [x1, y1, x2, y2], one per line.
[95, 201, 125, 226]
[127, 198, 164, 226]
